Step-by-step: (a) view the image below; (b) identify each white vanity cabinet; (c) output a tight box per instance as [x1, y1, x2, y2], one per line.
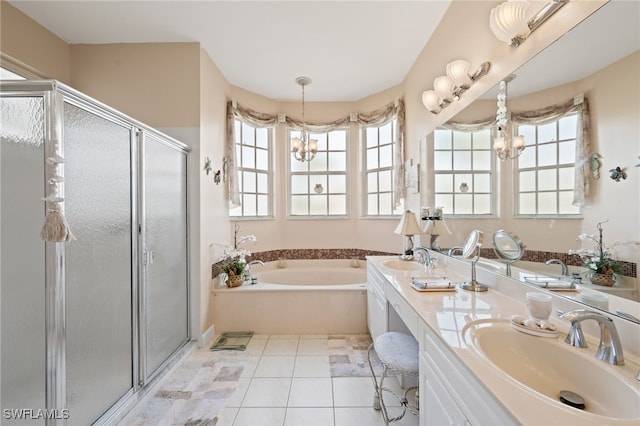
[367, 261, 388, 340]
[418, 320, 518, 426]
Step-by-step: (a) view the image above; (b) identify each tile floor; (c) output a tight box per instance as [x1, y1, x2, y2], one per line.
[125, 334, 419, 426]
[218, 334, 419, 426]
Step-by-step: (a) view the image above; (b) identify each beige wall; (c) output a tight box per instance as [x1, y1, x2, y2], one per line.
[0, 0, 70, 81]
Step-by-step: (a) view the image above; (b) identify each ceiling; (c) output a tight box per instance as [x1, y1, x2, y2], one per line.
[8, 0, 451, 102]
[8, 1, 639, 103]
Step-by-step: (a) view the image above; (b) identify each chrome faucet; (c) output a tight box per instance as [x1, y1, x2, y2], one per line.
[413, 247, 431, 269]
[447, 246, 463, 256]
[560, 309, 625, 366]
[545, 258, 568, 276]
[245, 260, 264, 281]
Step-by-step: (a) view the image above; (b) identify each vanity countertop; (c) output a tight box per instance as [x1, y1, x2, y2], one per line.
[367, 255, 640, 426]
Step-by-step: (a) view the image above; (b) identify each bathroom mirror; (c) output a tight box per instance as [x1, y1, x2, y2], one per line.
[492, 230, 525, 277]
[421, 1, 640, 321]
[462, 229, 483, 259]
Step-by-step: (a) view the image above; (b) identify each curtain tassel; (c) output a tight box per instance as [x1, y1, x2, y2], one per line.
[40, 203, 75, 242]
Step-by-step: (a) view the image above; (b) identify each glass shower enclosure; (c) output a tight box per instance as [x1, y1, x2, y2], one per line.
[1, 80, 191, 425]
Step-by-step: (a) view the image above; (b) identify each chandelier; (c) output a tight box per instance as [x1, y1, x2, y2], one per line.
[291, 76, 318, 162]
[493, 75, 525, 160]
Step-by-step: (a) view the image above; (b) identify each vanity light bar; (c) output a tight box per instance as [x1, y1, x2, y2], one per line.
[422, 61, 491, 115]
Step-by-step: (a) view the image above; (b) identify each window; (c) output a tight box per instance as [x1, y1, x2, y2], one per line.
[433, 128, 494, 215]
[229, 119, 272, 217]
[289, 128, 348, 216]
[515, 114, 580, 216]
[364, 120, 404, 216]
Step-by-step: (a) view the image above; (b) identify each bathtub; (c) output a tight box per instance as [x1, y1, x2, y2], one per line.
[212, 259, 368, 334]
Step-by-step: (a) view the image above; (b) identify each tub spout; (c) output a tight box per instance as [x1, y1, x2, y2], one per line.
[545, 259, 568, 276]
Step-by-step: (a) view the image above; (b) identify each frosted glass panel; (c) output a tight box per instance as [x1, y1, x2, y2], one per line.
[310, 195, 327, 215]
[1, 96, 46, 423]
[434, 174, 453, 193]
[64, 102, 133, 425]
[144, 135, 189, 379]
[329, 175, 346, 193]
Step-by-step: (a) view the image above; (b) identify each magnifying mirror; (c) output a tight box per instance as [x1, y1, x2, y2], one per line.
[460, 230, 488, 292]
[492, 230, 525, 277]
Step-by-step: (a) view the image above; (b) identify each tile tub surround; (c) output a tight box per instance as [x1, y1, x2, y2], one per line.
[123, 335, 414, 426]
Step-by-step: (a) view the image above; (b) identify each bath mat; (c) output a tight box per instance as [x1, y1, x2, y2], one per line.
[210, 332, 253, 351]
[328, 334, 383, 377]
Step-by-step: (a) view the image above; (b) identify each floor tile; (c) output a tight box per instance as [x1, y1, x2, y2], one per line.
[226, 378, 250, 407]
[334, 407, 386, 426]
[263, 338, 299, 355]
[284, 407, 335, 426]
[216, 407, 239, 426]
[245, 338, 268, 356]
[232, 407, 286, 426]
[239, 356, 260, 378]
[297, 338, 329, 355]
[287, 378, 333, 407]
[254, 355, 296, 377]
[293, 355, 330, 378]
[241, 378, 291, 407]
[332, 377, 377, 407]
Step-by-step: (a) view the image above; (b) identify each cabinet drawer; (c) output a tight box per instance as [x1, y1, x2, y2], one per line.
[385, 283, 418, 336]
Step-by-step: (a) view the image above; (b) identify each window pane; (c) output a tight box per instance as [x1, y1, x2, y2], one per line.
[229, 205, 241, 217]
[434, 194, 453, 213]
[368, 194, 378, 215]
[379, 170, 392, 192]
[241, 146, 255, 168]
[256, 148, 268, 170]
[309, 152, 327, 172]
[367, 148, 378, 169]
[518, 125, 536, 146]
[379, 193, 392, 215]
[328, 131, 346, 150]
[367, 172, 378, 193]
[538, 122, 556, 143]
[538, 192, 557, 214]
[291, 175, 308, 194]
[434, 174, 453, 193]
[518, 147, 536, 168]
[312, 176, 327, 193]
[538, 169, 557, 191]
[243, 171, 256, 192]
[329, 175, 346, 193]
[474, 194, 491, 214]
[379, 122, 392, 145]
[328, 152, 346, 171]
[242, 123, 255, 146]
[454, 174, 472, 192]
[257, 172, 268, 193]
[434, 151, 452, 170]
[474, 174, 491, 193]
[234, 120, 242, 140]
[366, 127, 378, 148]
[558, 140, 575, 164]
[379, 145, 393, 168]
[291, 195, 308, 215]
[559, 115, 577, 140]
[243, 193, 256, 216]
[290, 155, 307, 172]
[473, 151, 491, 170]
[329, 195, 346, 215]
[453, 131, 471, 150]
[453, 151, 471, 170]
[310, 195, 327, 215]
[434, 130, 452, 149]
[538, 143, 557, 167]
[519, 170, 536, 192]
[312, 133, 327, 151]
[257, 195, 269, 216]
[559, 191, 580, 214]
[519, 193, 536, 214]
[558, 167, 574, 190]
[455, 194, 473, 214]
[474, 129, 491, 149]
[256, 128, 268, 149]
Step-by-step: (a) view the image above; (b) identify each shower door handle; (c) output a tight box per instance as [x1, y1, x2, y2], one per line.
[143, 250, 155, 265]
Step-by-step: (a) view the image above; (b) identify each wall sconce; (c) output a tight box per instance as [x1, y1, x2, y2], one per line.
[394, 210, 423, 260]
[490, 0, 567, 47]
[422, 61, 491, 114]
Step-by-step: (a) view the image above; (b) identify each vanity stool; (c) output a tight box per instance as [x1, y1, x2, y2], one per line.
[367, 332, 419, 425]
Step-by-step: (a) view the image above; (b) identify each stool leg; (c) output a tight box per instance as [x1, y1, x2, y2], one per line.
[367, 344, 382, 411]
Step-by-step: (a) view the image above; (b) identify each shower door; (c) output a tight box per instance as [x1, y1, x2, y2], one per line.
[139, 131, 189, 383]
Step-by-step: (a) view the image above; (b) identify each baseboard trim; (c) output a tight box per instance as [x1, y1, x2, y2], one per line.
[199, 324, 215, 348]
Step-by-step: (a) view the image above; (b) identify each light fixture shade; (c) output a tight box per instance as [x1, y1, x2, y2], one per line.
[446, 60, 472, 88]
[422, 90, 440, 112]
[489, 0, 530, 43]
[309, 138, 318, 153]
[513, 135, 525, 148]
[434, 76, 454, 101]
[394, 210, 423, 236]
[292, 136, 301, 151]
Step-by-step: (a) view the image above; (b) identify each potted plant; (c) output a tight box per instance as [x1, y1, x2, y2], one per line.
[216, 222, 256, 287]
[220, 256, 247, 287]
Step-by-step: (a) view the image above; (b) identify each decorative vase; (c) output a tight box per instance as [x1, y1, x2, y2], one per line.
[226, 274, 244, 288]
[590, 273, 616, 287]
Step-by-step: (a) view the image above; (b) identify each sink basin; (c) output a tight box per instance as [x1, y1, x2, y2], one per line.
[380, 259, 425, 271]
[462, 319, 640, 420]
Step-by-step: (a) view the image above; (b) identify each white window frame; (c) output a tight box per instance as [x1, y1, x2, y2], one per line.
[514, 112, 582, 218]
[287, 127, 349, 218]
[229, 118, 273, 219]
[363, 118, 404, 218]
[433, 128, 496, 217]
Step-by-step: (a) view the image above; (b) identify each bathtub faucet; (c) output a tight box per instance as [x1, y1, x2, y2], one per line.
[245, 260, 265, 283]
